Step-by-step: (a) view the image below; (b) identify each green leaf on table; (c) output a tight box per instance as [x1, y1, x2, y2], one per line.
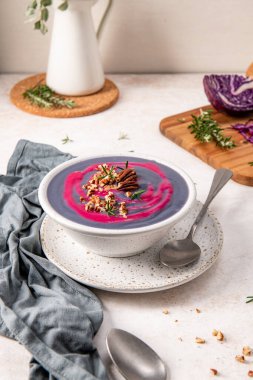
[61, 135, 74, 145]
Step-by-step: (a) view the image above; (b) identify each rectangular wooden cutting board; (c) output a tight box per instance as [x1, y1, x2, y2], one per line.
[160, 105, 253, 186]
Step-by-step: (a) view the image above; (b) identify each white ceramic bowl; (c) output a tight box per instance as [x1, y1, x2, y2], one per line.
[38, 155, 196, 257]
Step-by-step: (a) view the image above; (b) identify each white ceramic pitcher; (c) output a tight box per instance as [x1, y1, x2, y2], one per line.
[46, 0, 105, 96]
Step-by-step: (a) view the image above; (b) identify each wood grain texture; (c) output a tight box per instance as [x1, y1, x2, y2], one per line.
[10, 73, 119, 118]
[160, 105, 253, 186]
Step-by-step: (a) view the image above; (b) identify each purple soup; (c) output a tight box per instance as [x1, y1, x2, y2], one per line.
[47, 156, 189, 230]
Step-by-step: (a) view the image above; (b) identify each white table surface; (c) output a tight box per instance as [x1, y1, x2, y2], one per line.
[0, 74, 253, 380]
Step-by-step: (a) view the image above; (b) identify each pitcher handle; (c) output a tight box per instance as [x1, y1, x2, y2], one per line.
[97, 0, 113, 40]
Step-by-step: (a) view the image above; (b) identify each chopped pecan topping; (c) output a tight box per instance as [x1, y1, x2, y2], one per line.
[118, 181, 139, 189]
[118, 185, 139, 192]
[119, 202, 128, 218]
[80, 161, 144, 218]
[117, 167, 139, 192]
[117, 168, 137, 182]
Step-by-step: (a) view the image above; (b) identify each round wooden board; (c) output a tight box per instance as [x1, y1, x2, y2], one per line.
[10, 73, 119, 118]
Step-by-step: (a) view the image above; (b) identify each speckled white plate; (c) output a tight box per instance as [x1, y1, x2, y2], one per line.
[40, 201, 223, 293]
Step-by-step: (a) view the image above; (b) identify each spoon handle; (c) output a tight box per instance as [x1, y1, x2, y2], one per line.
[188, 168, 233, 237]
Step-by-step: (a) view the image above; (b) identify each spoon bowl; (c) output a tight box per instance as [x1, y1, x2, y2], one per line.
[160, 237, 201, 267]
[106, 328, 167, 380]
[160, 168, 233, 268]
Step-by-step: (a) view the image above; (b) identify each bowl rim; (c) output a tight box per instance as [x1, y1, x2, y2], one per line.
[38, 153, 196, 236]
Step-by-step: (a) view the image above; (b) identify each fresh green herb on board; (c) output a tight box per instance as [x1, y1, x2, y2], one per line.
[188, 109, 236, 149]
[249, 162, 253, 166]
[23, 84, 76, 109]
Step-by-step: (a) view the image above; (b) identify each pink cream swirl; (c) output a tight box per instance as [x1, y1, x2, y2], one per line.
[63, 162, 173, 224]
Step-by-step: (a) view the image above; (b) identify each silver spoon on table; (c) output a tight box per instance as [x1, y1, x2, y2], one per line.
[160, 168, 233, 268]
[106, 328, 167, 380]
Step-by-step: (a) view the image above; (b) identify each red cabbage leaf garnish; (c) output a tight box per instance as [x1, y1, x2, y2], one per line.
[203, 75, 253, 114]
[231, 119, 253, 144]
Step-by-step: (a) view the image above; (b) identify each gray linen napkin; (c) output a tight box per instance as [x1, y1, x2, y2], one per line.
[0, 140, 109, 380]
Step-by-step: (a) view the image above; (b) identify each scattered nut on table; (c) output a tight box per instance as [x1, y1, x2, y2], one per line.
[195, 337, 205, 344]
[162, 309, 169, 315]
[248, 370, 253, 377]
[212, 329, 218, 336]
[195, 308, 201, 313]
[216, 331, 224, 341]
[243, 346, 252, 356]
[210, 368, 218, 376]
[235, 355, 245, 363]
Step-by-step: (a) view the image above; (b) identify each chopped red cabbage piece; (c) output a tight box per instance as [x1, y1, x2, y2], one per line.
[203, 75, 253, 114]
[232, 119, 253, 143]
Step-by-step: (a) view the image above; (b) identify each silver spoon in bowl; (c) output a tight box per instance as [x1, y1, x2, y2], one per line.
[160, 168, 233, 268]
[106, 328, 167, 380]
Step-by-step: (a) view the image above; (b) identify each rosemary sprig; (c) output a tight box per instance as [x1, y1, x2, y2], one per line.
[101, 165, 108, 175]
[23, 84, 76, 109]
[105, 200, 116, 216]
[130, 189, 145, 200]
[188, 110, 236, 149]
[108, 166, 116, 179]
[62, 135, 73, 144]
[246, 296, 253, 304]
[98, 165, 115, 180]
[117, 161, 129, 170]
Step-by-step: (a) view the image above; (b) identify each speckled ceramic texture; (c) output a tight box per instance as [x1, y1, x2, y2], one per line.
[40, 201, 223, 293]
